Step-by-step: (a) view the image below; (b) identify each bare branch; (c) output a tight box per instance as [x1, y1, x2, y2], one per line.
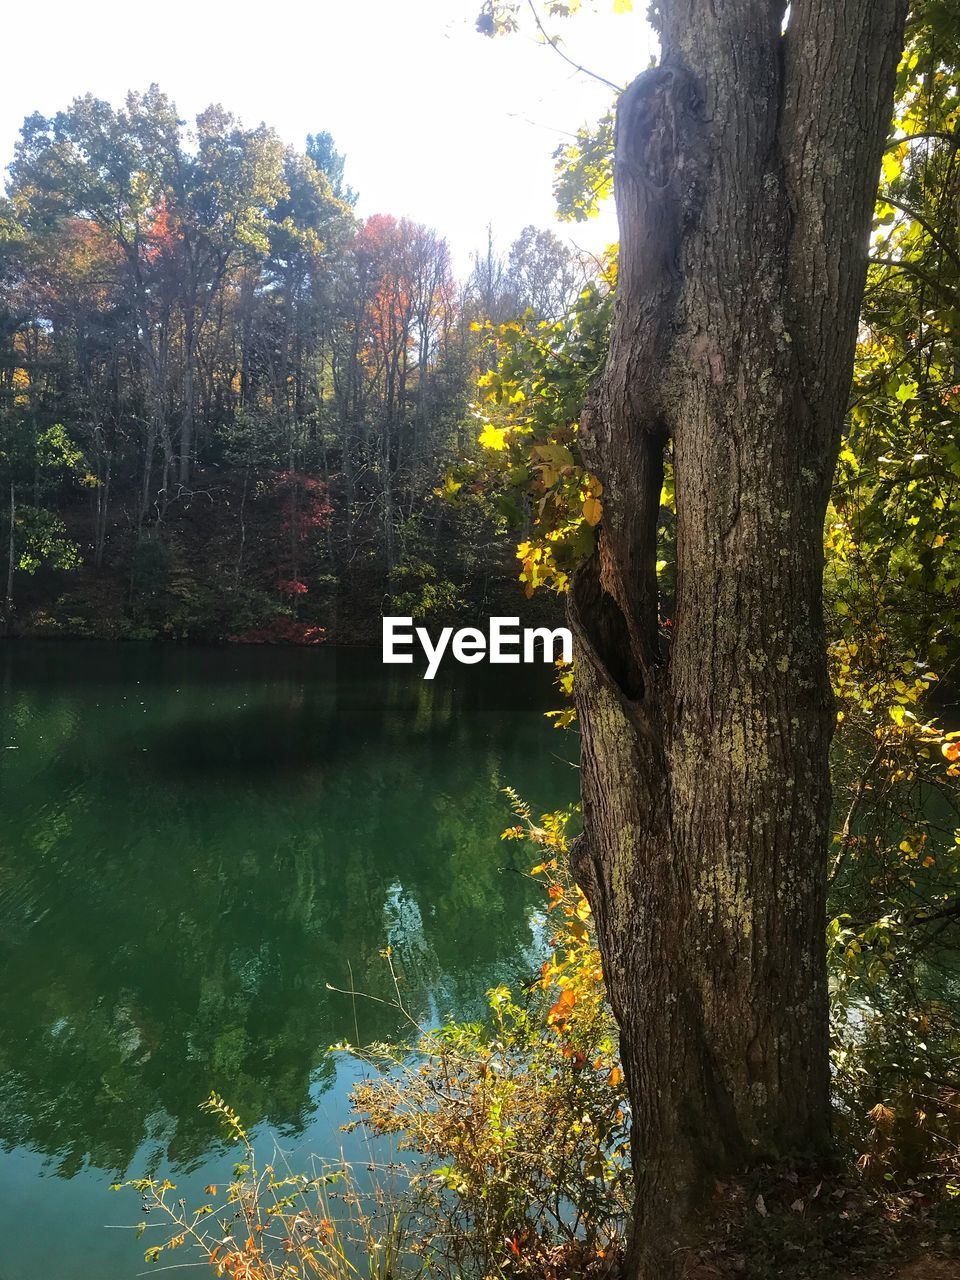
[524, 0, 622, 93]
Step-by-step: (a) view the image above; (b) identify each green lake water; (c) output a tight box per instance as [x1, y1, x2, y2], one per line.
[0, 643, 576, 1279]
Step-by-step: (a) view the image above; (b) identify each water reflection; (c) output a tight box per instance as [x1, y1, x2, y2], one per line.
[0, 644, 575, 1276]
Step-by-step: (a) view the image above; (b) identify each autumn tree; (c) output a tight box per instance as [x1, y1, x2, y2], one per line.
[0, 82, 567, 635]
[547, 2, 911, 1275]
[7, 89, 288, 500]
[329, 214, 463, 576]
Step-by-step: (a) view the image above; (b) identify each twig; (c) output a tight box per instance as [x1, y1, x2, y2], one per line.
[525, 0, 622, 93]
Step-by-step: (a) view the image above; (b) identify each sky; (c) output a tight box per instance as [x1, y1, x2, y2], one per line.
[0, 0, 656, 273]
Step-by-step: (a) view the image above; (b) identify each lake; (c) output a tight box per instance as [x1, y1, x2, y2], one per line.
[0, 643, 577, 1280]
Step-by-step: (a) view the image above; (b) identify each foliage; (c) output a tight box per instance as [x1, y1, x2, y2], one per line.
[831, 1, 960, 672]
[462, 269, 614, 596]
[465, 0, 960, 1216]
[341, 794, 629, 1280]
[817, 3, 960, 1199]
[115, 4, 960, 1261]
[1, 86, 560, 641]
[11, 505, 80, 575]
[117, 1093, 413, 1280]
[117, 788, 631, 1280]
[552, 114, 614, 223]
[18, 0, 959, 1269]
[826, 629, 960, 1196]
[0, 419, 84, 612]
[388, 557, 465, 621]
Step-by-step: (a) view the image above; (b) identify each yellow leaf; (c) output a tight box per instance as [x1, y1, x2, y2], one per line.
[478, 424, 508, 452]
[881, 151, 902, 184]
[582, 496, 602, 526]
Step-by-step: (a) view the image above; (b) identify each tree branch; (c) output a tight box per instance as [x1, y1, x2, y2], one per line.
[868, 255, 959, 301]
[882, 196, 960, 271]
[885, 130, 959, 150]
[524, 0, 623, 93]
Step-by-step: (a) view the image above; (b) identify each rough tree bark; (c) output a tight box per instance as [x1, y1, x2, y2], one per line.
[568, 3, 908, 1275]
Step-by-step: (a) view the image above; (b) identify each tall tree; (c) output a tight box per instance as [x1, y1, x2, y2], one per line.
[306, 130, 358, 207]
[566, 3, 908, 1275]
[505, 224, 584, 322]
[158, 103, 286, 484]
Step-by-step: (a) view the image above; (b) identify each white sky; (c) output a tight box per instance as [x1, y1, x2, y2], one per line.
[0, 0, 656, 273]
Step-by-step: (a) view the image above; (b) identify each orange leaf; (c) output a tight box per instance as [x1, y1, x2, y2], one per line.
[548, 988, 577, 1025]
[582, 495, 602, 526]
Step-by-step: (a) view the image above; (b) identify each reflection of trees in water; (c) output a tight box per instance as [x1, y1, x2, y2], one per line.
[0, 650, 570, 1179]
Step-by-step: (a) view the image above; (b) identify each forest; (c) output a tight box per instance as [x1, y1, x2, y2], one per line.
[1, 1, 960, 1280]
[0, 99, 584, 641]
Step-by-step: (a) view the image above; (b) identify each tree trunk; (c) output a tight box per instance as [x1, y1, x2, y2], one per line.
[5, 482, 15, 630]
[139, 416, 158, 530]
[569, 3, 907, 1275]
[179, 308, 196, 486]
[94, 451, 111, 569]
